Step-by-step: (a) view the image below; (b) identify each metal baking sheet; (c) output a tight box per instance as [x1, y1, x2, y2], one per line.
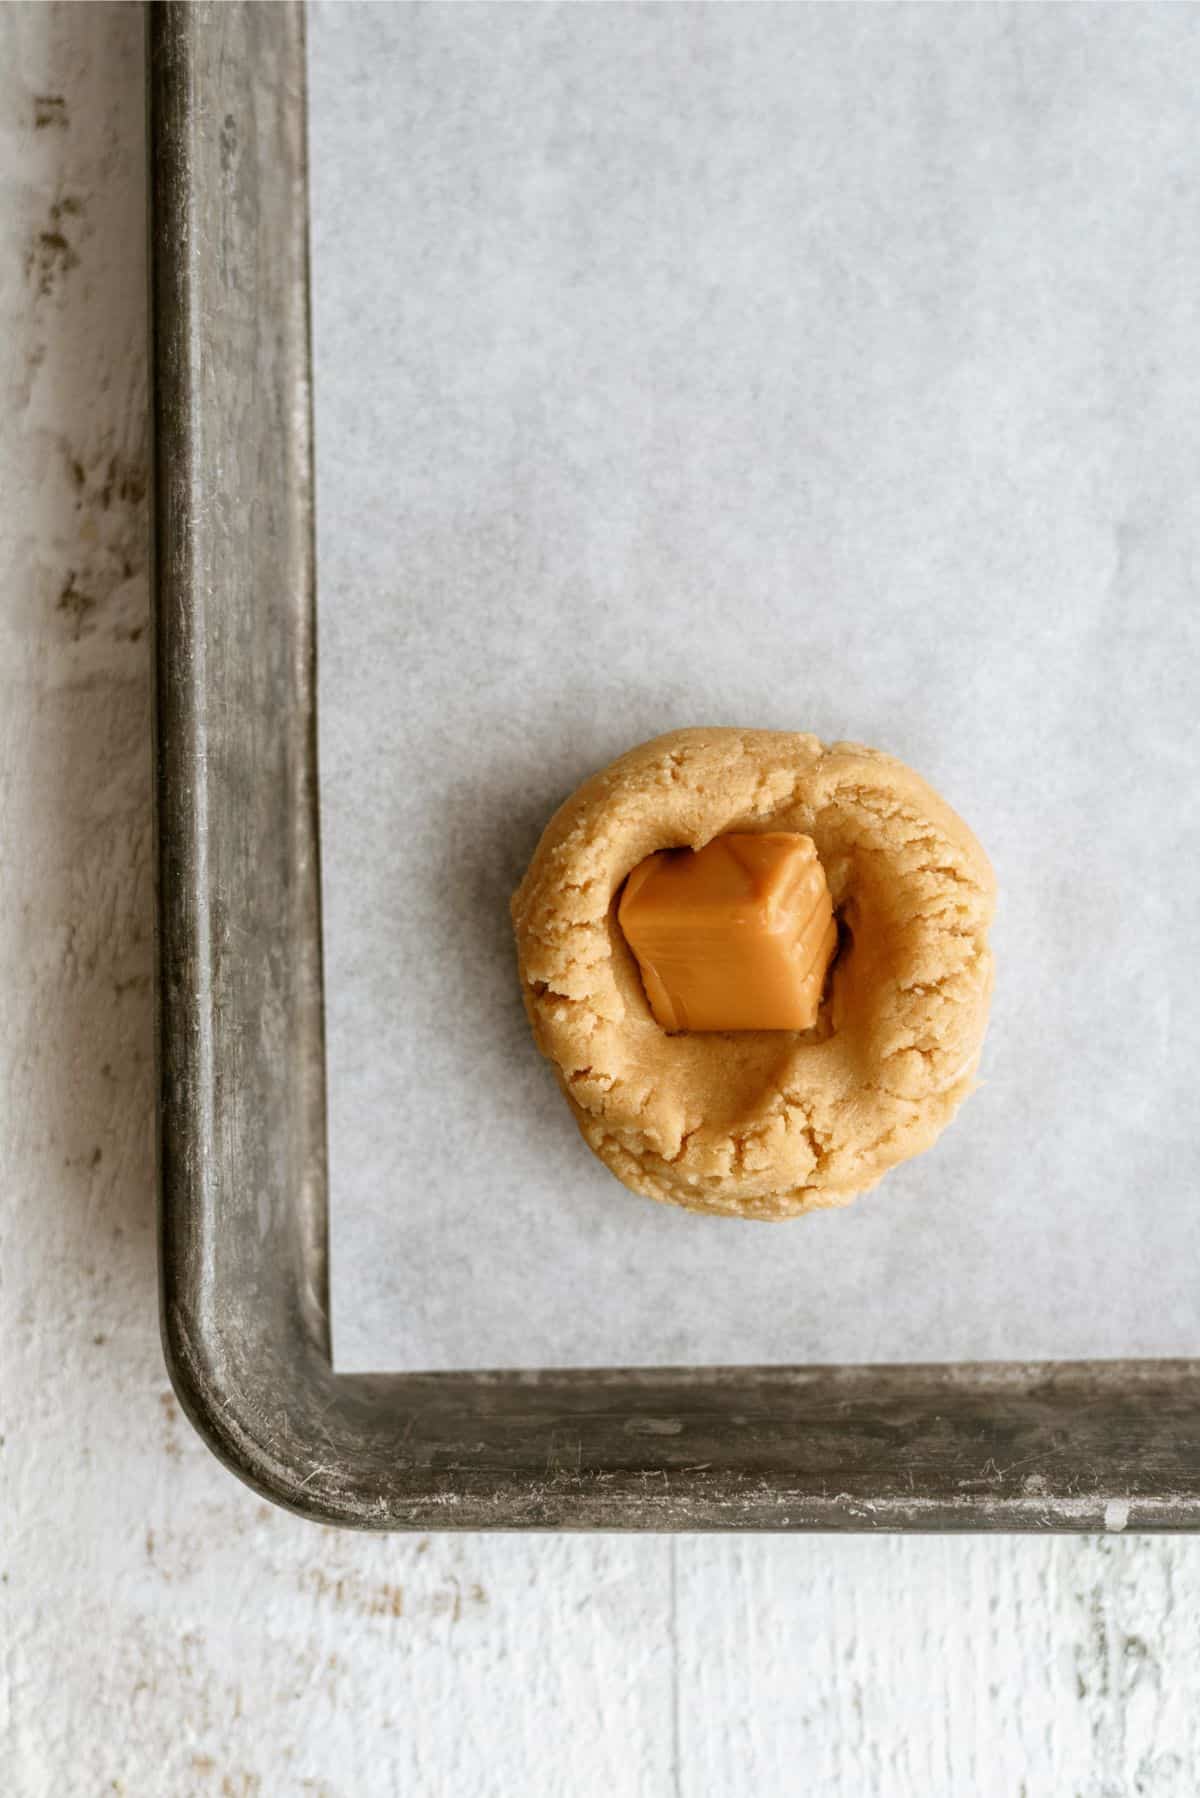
[310, 3, 1200, 1374]
[152, 0, 1200, 1530]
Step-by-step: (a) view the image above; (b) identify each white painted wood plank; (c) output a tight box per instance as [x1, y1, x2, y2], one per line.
[675, 1535, 1200, 1797]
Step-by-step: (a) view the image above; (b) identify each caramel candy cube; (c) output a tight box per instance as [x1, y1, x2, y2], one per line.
[618, 832, 837, 1033]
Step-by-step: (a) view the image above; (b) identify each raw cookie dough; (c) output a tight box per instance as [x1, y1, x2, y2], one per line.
[511, 728, 995, 1220]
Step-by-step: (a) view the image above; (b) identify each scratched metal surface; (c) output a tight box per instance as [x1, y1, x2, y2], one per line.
[149, 0, 1200, 1531]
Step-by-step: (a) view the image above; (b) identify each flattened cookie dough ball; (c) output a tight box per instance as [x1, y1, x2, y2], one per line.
[511, 728, 996, 1220]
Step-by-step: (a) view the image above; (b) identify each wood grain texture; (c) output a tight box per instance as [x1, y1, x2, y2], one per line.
[6, 5, 1200, 1793]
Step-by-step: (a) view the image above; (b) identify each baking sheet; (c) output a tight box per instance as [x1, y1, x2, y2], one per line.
[309, 2, 1200, 1374]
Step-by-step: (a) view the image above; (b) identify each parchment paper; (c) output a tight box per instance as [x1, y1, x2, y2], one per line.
[309, 3, 1200, 1372]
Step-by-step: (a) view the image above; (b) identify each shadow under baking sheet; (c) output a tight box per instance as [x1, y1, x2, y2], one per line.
[308, 2, 1200, 1374]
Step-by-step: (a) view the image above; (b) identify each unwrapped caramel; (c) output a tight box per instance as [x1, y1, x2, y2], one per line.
[617, 832, 837, 1032]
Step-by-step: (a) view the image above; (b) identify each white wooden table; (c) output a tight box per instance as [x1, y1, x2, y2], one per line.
[4, 9, 1199, 1794]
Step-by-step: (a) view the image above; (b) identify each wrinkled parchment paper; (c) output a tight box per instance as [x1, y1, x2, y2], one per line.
[309, 4, 1200, 1370]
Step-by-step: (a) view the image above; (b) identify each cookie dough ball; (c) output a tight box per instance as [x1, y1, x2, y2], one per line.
[511, 729, 995, 1220]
